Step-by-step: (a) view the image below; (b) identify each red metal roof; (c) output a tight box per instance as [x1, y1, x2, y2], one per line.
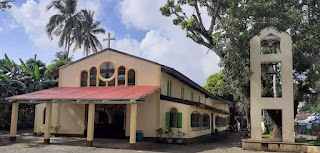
[6, 86, 161, 101]
[295, 114, 310, 120]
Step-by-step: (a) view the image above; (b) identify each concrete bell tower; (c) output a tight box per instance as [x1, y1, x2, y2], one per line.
[250, 28, 294, 143]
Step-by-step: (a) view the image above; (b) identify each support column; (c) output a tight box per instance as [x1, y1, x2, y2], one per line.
[129, 103, 137, 149]
[44, 103, 52, 144]
[10, 103, 19, 141]
[56, 103, 61, 132]
[87, 103, 95, 147]
[33, 105, 38, 135]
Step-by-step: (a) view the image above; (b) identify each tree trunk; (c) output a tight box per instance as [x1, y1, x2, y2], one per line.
[267, 110, 282, 139]
[270, 124, 281, 139]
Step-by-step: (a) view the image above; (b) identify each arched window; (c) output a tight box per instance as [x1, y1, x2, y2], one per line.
[100, 62, 115, 79]
[43, 107, 46, 124]
[128, 69, 135, 86]
[90, 67, 97, 86]
[118, 66, 125, 86]
[170, 108, 178, 128]
[99, 79, 106, 86]
[202, 113, 210, 130]
[108, 79, 115, 86]
[215, 116, 220, 127]
[191, 111, 200, 130]
[166, 108, 182, 128]
[81, 71, 88, 87]
[260, 36, 280, 54]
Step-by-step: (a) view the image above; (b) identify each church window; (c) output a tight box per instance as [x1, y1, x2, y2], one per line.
[198, 95, 201, 102]
[181, 87, 184, 99]
[191, 92, 194, 101]
[202, 113, 210, 130]
[166, 108, 182, 128]
[100, 62, 115, 79]
[43, 107, 46, 124]
[191, 111, 201, 130]
[90, 67, 97, 86]
[108, 79, 115, 86]
[99, 79, 106, 86]
[118, 66, 126, 86]
[128, 69, 135, 86]
[81, 71, 88, 87]
[167, 80, 172, 96]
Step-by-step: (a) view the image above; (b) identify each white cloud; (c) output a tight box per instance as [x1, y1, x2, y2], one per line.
[117, 0, 220, 85]
[78, 0, 102, 19]
[7, 0, 105, 64]
[9, 0, 57, 48]
[0, 27, 3, 32]
[114, 37, 141, 57]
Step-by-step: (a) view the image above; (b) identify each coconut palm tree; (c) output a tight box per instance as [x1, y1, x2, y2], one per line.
[46, 0, 79, 60]
[53, 51, 73, 63]
[73, 10, 105, 56]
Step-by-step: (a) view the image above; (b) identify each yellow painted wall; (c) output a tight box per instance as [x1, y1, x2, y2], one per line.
[160, 100, 189, 137]
[34, 103, 58, 133]
[59, 50, 161, 87]
[161, 72, 230, 112]
[213, 113, 229, 131]
[59, 103, 85, 134]
[124, 92, 158, 137]
[34, 103, 85, 135]
[189, 106, 212, 138]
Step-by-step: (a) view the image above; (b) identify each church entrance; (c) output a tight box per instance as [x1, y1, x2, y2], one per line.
[85, 104, 126, 138]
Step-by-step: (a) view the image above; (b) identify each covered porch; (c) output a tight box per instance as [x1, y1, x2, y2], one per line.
[5, 86, 160, 149]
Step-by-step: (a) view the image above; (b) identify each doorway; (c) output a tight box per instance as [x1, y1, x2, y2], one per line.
[85, 104, 126, 138]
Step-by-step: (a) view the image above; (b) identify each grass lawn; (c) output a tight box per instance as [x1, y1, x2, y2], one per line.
[305, 140, 320, 146]
[262, 134, 271, 138]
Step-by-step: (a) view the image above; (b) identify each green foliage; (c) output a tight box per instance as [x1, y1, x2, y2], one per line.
[47, 0, 105, 58]
[53, 51, 73, 63]
[45, 60, 67, 76]
[0, 0, 13, 11]
[203, 71, 232, 98]
[0, 54, 58, 130]
[160, 0, 320, 118]
[155, 127, 165, 138]
[73, 10, 105, 56]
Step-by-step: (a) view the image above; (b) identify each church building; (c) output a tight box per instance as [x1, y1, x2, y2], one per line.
[6, 48, 231, 148]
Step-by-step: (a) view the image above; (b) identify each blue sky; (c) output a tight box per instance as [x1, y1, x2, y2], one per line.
[0, 0, 221, 85]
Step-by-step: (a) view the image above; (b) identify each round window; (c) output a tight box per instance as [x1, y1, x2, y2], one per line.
[100, 62, 115, 79]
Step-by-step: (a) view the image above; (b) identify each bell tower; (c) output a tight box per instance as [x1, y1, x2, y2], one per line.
[250, 28, 294, 143]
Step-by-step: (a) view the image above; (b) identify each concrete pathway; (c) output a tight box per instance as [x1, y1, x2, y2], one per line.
[0, 131, 276, 153]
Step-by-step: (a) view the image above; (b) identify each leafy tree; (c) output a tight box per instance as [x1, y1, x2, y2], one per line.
[0, 54, 58, 130]
[203, 71, 232, 100]
[0, 0, 13, 11]
[160, 0, 320, 138]
[25, 57, 47, 79]
[53, 51, 73, 63]
[46, 0, 79, 60]
[73, 10, 105, 56]
[0, 54, 27, 101]
[45, 60, 67, 76]
[47, 0, 106, 58]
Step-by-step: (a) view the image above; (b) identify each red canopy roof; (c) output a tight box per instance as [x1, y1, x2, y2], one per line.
[6, 86, 161, 101]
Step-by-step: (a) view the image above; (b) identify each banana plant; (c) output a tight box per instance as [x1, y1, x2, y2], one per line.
[19, 54, 43, 92]
[0, 54, 27, 101]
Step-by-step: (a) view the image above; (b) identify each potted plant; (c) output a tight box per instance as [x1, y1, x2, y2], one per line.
[165, 127, 174, 144]
[51, 125, 61, 137]
[155, 127, 165, 143]
[36, 125, 44, 136]
[136, 130, 144, 142]
[176, 130, 186, 144]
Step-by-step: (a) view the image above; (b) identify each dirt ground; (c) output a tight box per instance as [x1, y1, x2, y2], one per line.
[0, 130, 275, 153]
